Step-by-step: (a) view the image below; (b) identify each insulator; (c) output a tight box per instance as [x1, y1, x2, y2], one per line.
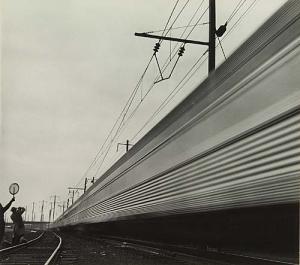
[216, 22, 227, 37]
[178, 46, 185, 56]
[153, 42, 160, 53]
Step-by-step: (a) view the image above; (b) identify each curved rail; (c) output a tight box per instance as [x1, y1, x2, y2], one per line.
[44, 232, 62, 265]
[0, 231, 62, 265]
[0, 231, 44, 255]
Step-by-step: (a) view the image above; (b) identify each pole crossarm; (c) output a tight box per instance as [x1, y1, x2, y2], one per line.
[135, 32, 209, 46]
[68, 187, 84, 190]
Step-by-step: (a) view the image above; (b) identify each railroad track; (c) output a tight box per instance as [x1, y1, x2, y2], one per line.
[86, 235, 299, 265]
[0, 231, 62, 265]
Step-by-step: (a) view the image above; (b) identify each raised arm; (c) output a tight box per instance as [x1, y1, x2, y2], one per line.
[3, 197, 15, 212]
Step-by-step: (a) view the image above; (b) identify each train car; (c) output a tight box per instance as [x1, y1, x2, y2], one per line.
[53, 0, 300, 257]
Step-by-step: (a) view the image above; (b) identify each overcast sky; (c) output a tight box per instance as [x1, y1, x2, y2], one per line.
[0, 0, 287, 221]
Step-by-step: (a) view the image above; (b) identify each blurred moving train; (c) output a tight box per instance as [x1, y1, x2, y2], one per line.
[53, 0, 300, 257]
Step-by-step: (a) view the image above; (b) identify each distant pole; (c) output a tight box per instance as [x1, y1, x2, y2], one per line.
[117, 140, 133, 152]
[67, 198, 69, 208]
[84, 178, 88, 193]
[31, 202, 35, 222]
[40, 200, 45, 222]
[49, 203, 52, 222]
[92, 177, 95, 184]
[52, 196, 57, 221]
[72, 190, 75, 204]
[25, 206, 27, 221]
[209, 0, 216, 73]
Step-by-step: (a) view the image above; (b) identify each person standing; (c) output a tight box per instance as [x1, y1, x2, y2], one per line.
[0, 197, 15, 247]
[11, 207, 25, 245]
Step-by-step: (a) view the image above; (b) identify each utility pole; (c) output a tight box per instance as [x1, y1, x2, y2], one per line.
[135, 0, 217, 74]
[31, 202, 35, 222]
[62, 201, 65, 213]
[209, 0, 216, 72]
[25, 205, 27, 222]
[40, 200, 45, 222]
[49, 202, 52, 222]
[68, 187, 84, 204]
[84, 178, 88, 193]
[51, 195, 57, 222]
[117, 140, 133, 152]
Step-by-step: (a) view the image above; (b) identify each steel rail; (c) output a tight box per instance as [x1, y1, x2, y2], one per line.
[44, 232, 62, 265]
[0, 231, 44, 255]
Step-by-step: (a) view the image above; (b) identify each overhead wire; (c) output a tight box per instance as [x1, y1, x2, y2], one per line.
[91, 54, 155, 179]
[217, 36, 227, 59]
[162, 0, 191, 38]
[130, 50, 209, 142]
[74, 53, 155, 187]
[213, 0, 248, 64]
[222, 0, 258, 43]
[158, 1, 208, 78]
[160, 0, 180, 39]
[227, 0, 247, 23]
[149, 0, 207, 88]
[115, 2, 209, 138]
[130, 0, 260, 142]
[114, 4, 209, 145]
[146, 22, 209, 34]
[87, 1, 185, 179]
[78, 0, 257, 183]
[152, 0, 193, 82]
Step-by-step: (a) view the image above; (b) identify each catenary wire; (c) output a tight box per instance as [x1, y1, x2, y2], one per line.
[217, 36, 227, 59]
[227, 0, 247, 23]
[115, 2, 209, 137]
[80, 0, 257, 183]
[74, 53, 155, 187]
[130, 0, 260, 142]
[146, 22, 209, 34]
[160, 0, 180, 39]
[85, 2, 187, 181]
[90, 1, 207, 177]
[130, 50, 209, 142]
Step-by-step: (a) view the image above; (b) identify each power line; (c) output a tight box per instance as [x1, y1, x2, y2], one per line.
[88, 1, 208, 177]
[223, 0, 258, 42]
[130, 50, 208, 142]
[147, 1, 208, 87]
[227, 0, 247, 23]
[157, 2, 208, 79]
[217, 36, 227, 59]
[84, 0, 259, 180]
[130, 0, 260, 142]
[113, 3, 210, 142]
[75, 1, 198, 183]
[160, 0, 180, 39]
[146, 22, 209, 34]
[163, 0, 191, 38]
[74, 54, 155, 187]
